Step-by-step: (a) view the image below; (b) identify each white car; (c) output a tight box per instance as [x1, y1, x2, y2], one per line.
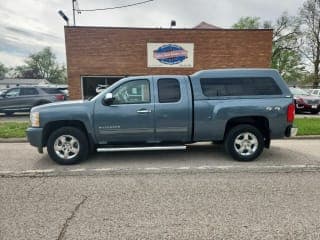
[311, 89, 320, 97]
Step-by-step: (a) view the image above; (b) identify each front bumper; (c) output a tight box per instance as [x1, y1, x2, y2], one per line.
[26, 127, 43, 149]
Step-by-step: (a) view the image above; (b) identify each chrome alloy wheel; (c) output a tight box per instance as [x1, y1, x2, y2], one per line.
[234, 132, 258, 156]
[54, 135, 80, 160]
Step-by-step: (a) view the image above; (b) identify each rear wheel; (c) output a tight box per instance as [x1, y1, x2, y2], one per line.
[4, 111, 14, 116]
[311, 110, 319, 115]
[47, 127, 89, 165]
[225, 124, 264, 161]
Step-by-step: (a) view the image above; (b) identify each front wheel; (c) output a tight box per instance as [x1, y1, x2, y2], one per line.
[47, 127, 89, 165]
[4, 111, 14, 116]
[224, 124, 264, 161]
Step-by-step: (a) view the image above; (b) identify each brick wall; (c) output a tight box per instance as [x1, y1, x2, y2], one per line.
[65, 26, 273, 99]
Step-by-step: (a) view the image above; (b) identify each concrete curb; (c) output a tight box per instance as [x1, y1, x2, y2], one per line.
[1, 164, 320, 178]
[0, 136, 320, 143]
[0, 138, 28, 143]
[288, 135, 320, 140]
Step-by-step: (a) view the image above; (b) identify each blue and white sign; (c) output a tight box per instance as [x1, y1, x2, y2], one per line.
[147, 43, 194, 68]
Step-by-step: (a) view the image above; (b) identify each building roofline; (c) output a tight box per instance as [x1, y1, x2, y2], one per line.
[64, 26, 273, 32]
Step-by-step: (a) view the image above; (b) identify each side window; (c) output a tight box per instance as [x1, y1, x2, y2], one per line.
[5, 88, 20, 97]
[158, 78, 181, 103]
[112, 79, 150, 104]
[200, 77, 282, 97]
[21, 88, 39, 96]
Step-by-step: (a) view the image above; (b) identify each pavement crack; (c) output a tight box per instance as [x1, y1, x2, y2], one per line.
[27, 177, 45, 198]
[57, 195, 88, 240]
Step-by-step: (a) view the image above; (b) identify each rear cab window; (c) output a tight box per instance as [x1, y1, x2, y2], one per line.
[157, 78, 181, 103]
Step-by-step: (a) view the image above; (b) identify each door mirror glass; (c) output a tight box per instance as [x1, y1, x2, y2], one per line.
[103, 93, 115, 105]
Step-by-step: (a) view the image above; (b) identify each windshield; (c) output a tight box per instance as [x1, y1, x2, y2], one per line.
[290, 87, 310, 96]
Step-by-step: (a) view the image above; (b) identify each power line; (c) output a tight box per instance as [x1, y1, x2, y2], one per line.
[77, 0, 155, 12]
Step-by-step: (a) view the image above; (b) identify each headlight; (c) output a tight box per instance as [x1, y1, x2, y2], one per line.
[30, 112, 40, 127]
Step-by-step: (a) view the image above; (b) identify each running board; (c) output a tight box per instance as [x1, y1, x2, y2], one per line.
[97, 146, 186, 152]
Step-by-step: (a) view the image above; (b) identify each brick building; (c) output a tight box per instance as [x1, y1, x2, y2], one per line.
[64, 23, 272, 100]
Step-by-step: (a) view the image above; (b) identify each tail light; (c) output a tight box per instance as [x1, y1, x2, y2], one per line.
[55, 94, 65, 101]
[287, 103, 295, 122]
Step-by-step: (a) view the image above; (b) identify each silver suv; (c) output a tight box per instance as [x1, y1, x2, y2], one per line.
[0, 86, 66, 116]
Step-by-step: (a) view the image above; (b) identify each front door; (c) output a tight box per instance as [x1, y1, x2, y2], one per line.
[94, 78, 155, 144]
[0, 88, 21, 111]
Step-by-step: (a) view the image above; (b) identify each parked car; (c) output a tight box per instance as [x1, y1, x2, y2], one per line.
[0, 89, 8, 95]
[310, 89, 320, 97]
[0, 86, 66, 116]
[289, 87, 320, 114]
[27, 69, 297, 164]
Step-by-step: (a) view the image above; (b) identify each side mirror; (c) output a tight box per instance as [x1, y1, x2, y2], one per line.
[103, 93, 115, 105]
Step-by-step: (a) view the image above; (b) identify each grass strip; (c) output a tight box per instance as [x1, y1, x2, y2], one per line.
[0, 122, 29, 138]
[294, 118, 320, 136]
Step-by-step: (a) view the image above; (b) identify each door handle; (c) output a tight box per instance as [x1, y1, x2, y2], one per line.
[137, 109, 152, 113]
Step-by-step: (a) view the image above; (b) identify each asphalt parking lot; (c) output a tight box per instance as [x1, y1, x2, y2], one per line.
[1, 139, 320, 239]
[1, 139, 319, 176]
[2, 172, 320, 239]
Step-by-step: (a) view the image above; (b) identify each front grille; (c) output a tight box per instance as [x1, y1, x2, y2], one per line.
[306, 99, 320, 105]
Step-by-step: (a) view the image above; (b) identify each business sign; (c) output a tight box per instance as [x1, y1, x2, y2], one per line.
[147, 43, 194, 68]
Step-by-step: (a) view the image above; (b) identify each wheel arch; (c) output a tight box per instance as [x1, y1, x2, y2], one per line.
[224, 116, 270, 148]
[42, 120, 95, 151]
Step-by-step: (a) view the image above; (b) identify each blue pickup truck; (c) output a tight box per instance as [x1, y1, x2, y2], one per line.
[27, 69, 297, 164]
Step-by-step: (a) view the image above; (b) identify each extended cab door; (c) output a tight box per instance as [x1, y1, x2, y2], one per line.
[154, 76, 192, 143]
[93, 78, 155, 144]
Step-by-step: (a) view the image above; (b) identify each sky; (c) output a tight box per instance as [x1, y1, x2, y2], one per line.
[0, 0, 305, 67]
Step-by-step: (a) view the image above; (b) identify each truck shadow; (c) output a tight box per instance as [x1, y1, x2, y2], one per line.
[36, 143, 237, 169]
[36, 143, 310, 170]
[91, 144, 229, 163]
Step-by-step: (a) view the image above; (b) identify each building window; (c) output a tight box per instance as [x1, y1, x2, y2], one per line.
[157, 78, 181, 103]
[82, 76, 123, 99]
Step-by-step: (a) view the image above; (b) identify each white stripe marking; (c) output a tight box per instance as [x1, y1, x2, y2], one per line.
[1, 164, 320, 176]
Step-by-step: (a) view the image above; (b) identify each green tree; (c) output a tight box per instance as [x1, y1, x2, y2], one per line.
[14, 47, 66, 83]
[0, 62, 8, 79]
[233, 14, 304, 83]
[271, 13, 304, 82]
[299, 0, 320, 88]
[232, 16, 261, 29]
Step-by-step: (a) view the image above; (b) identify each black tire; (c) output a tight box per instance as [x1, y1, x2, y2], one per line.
[311, 110, 319, 115]
[224, 124, 264, 161]
[47, 127, 89, 165]
[4, 111, 14, 116]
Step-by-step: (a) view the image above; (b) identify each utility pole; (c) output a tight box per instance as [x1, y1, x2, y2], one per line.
[72, 0, 76, 26]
